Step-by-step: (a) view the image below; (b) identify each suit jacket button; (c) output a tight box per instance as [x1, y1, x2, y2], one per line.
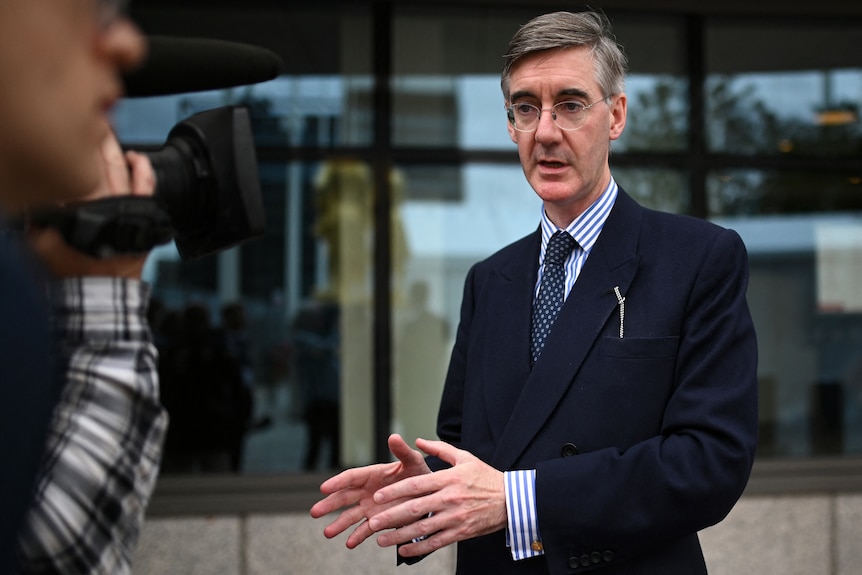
[580, 555, 591, 567]
[561, 443, 579, 457]
[590, 552, 602, 564]
[603, 551, 614, 562]
[567, 557, 580, 569]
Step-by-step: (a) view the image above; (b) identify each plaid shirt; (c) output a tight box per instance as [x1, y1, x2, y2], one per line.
[16, 277, 167, 574]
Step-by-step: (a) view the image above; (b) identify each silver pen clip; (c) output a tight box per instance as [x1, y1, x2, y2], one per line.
[613, 286, 625, 339]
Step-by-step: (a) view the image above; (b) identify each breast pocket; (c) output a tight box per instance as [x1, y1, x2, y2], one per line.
[599, 336, 679, 360]
[591, 336, 681, 443]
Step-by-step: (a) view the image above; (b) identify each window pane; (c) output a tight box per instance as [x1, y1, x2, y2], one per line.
[392, 9, 687, 151]
[611, 167, 688, 214]
[115, 76, 373, 148]
[612, 18, 689, 153]
[391, 163, 539, 441]
[137, 160, 375, 474]
[706, 21, 862, 155]
[708, 170, 862, 216]
[710, 171, 862, 457]
[112, 3, 375, 476]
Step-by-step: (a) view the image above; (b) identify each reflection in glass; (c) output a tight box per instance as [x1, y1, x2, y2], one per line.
[141, 160, 376, 475]
[611, 168, 687, 214]
[706, 22, 862, 156]
[392, 163, 538, 441]
[114, 76, 374, 148]
[607, 16, 688, 153]
[614, 75, 688, 153]
[708, 170, 862, 217]
[710, 171, 862, 457]
[391, 10, 688, 152]
[392, 72, 689, 151]
[392, 75, 513, 149]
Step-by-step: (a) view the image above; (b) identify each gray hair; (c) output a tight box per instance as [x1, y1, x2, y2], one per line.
[501, 10, 628, 100]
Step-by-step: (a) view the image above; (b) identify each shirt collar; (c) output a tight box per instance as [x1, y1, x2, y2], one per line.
[539, 177, 619, 256]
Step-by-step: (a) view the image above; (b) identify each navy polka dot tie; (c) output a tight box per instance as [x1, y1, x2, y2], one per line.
[531, 231, 577, 365]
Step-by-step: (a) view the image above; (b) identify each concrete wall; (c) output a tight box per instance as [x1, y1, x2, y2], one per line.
[133, 493, 862, 575]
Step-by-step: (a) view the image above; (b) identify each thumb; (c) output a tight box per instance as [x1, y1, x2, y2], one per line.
[415, 437, 464, 466]
[387, 433, 425, 467]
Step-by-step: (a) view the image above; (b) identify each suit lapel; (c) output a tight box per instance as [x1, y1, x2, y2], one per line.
[481, 231, 540, 440]
[490, 190, 644, 469]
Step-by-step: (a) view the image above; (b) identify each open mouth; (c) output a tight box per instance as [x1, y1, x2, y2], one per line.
[540, 161, 565, 169]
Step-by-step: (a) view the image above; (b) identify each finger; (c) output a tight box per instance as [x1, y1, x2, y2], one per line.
[319, 467, 370, 495]
[344, 517, 379, 549]
[99, 135, 132, 198]
[374, 471, 438, 507]
[339, 492, 418, 548]
[388, 434, 425, 467]
[415, 437, 465, 466]
[310, 487, 364, 518]
[374, 444, 452, 503]
[396, 530, 452, 557]
[376, 511, 456, 554]
[388, 434, 434, 479]
[369, 490, 438, 533]
[126, 151, 156, 196]
[319, 461, 398, 495]
[320, 503, 368, 540]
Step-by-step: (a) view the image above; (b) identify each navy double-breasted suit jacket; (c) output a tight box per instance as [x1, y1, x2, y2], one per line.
[430, 188, 758, 574]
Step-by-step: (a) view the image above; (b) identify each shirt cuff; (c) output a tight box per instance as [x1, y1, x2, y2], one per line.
[48, 277, 151, 343]
[504, 469, 543, 560]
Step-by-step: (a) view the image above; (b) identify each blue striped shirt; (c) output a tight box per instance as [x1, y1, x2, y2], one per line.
[535, 178, 618, 299]
[504, 177, 618, 561]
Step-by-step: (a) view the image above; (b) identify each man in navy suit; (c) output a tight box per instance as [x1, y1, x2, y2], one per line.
[311, 10, 758, 574]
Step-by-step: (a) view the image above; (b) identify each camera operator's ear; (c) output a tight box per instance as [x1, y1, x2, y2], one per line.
[123, 36, 284, 98]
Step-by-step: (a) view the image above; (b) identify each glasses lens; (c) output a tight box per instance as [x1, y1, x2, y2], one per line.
[507, 101, 591, 132]
[552, 102, 586, 131]
[509, 103, 539, 132]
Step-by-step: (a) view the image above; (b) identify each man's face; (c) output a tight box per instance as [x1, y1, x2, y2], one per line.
[0, 0, 146, 212]
[506, 46, 627, 228]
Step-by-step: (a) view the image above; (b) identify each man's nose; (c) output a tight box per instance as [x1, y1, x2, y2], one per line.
[534, 109, 561, 143]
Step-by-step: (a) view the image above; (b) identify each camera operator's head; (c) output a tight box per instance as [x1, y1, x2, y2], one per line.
[0, 0, 146, 213]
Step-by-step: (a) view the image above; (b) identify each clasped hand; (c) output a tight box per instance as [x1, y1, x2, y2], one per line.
[310, 434, 507, 558]
[28, 132, 155, 279]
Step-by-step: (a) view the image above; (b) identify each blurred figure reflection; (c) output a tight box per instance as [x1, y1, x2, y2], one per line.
[159, 303, 247, 473]
[219, 302, 258, 471]
[292, 299, 341, 471]
[395, 282, 450, 444]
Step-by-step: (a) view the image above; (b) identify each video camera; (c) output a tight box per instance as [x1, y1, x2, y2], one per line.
[28, 106, 264, 260]
[24, 37, 283, 260]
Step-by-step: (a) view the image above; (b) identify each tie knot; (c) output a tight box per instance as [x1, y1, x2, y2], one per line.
[544, 231, 576, 265]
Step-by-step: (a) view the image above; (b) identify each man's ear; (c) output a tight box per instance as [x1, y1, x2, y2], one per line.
[504, 101, 519, 143]
[609, 93, 627, 141]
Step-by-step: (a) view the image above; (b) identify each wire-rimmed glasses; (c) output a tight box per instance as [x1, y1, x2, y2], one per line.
[506, 97, 609, 132]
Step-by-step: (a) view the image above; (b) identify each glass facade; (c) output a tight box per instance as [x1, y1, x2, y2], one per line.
[706, 21, 862, 156]
[117, 3, 862, 479]
[706, 19, 862, 458]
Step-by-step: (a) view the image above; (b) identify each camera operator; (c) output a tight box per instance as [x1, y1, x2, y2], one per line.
[0, 1, 167, 573]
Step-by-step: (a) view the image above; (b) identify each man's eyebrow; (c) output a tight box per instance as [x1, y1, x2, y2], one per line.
[559, 88, 591, 99]
[508, 90, 535, 102]
[509, 87, 592, 102]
